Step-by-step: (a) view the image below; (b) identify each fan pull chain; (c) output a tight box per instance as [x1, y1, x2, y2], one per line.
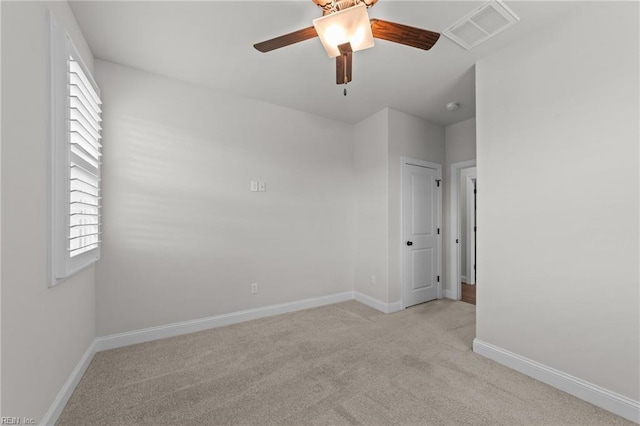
[343, 54, 348, 96]
[343, 55, 348, 84]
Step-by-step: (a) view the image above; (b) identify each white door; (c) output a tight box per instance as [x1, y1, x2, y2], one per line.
[403, 163, 441, 307]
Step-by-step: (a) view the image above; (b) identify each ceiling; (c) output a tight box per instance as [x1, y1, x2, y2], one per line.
[69, 1, 580, 126]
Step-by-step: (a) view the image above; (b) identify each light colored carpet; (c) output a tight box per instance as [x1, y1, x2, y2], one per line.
[57, 300, 632, 425]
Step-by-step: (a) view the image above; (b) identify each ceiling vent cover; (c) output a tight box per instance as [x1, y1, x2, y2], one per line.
[443, 0, 519, 50]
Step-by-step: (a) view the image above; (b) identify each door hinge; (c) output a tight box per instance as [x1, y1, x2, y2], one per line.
[436, 179, 441, 187]
[437, 228, 440, 235]
[474, 189, 477, 194]
[437, 275, 440, 282]
[474, 226, 477, 232]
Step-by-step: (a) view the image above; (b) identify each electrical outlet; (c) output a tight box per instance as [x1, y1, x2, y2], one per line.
[258, 182, 266, 192]
[370, 275, 376, 285]
[250, 181, 258, 192]
[251, 283, 258, 294]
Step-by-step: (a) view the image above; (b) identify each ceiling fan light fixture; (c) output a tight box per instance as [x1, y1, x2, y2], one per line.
[313, 3, 375, 58]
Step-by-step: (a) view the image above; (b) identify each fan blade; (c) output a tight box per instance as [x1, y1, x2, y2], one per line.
[370, 19, 440, 51]
[336, 43, 353, 85]
[254, 26, 318, 52]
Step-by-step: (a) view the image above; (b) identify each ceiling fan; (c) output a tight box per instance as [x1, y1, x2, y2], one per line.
[253, 0, 440, 88]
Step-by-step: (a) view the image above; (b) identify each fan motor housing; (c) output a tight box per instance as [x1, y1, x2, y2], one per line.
[312, 0, 378, 15]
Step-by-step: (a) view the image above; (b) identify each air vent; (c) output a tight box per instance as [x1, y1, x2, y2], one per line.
[443, 0, 519, 50]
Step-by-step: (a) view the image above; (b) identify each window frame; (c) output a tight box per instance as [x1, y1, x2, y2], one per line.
[49, 13, 102, 286]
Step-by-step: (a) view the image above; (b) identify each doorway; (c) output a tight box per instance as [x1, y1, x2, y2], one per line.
[461, 171, 477, 304]
[401, 158, 442, 308]
[448, 160, 477, 303]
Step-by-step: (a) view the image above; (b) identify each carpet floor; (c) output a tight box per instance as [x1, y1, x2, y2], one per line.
[57, 300, 632, 425]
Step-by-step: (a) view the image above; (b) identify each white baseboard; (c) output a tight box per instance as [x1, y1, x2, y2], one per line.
[444, 289, 456, 300]
[473, 339, 640, 424]
[95, 291, 354, 352]
[387, 301, 402, 313]
[354, 291, 402, 314]
[40, 340, 97, 426]
[461, 275, 467, 283]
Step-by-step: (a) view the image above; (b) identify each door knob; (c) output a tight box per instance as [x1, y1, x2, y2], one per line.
[406, 241, 413, 246]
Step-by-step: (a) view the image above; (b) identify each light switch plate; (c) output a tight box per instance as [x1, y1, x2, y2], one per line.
[258, 182, 266, 192]
[250, 181, 258, 192]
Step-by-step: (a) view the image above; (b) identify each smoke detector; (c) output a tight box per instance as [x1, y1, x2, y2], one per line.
[446, 102, 460, 111]
[443, 0, 520, 50]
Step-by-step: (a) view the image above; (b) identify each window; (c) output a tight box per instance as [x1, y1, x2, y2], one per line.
[50, 13, 102, 285]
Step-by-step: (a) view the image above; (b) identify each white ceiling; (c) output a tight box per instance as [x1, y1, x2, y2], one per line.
[69, 1, 580, 126]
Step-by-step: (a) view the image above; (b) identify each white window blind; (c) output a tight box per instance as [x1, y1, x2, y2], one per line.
[68, 55, 102, 257]
[49, 12, 102, 285]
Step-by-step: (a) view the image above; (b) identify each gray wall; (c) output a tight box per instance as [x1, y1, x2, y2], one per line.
[445, 118, 476, 164]
[353, 109, 389, 302]
[476, 2, 639, 400]
[1, 1, 96, 420]
[94, 61, 356, 336]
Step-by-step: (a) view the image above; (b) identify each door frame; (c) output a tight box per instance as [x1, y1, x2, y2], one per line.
[400, 157, 442, 309]
[448, 160, 476, 300]
[466, 173, 477, 285]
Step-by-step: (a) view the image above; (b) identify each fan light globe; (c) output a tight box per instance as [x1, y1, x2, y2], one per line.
[313, 3, 375, 58]
[325, 25, 347, 47]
